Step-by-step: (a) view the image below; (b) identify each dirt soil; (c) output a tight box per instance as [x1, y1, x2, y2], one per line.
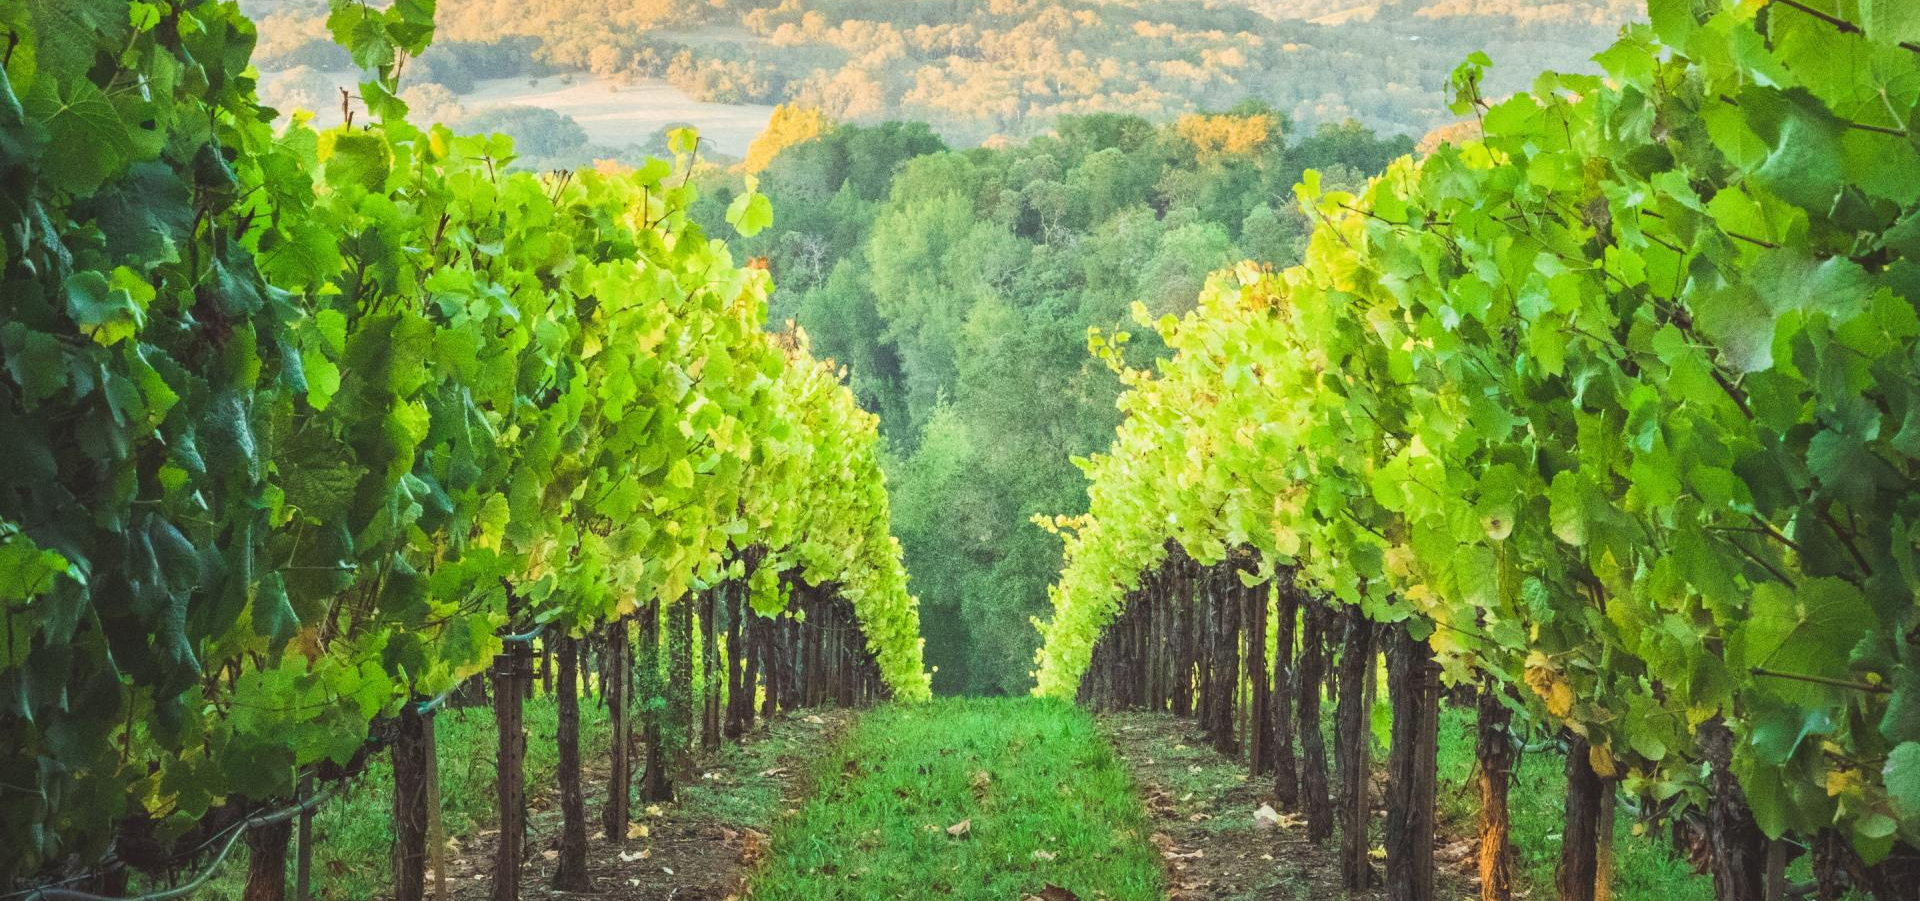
[1099, 711, 1476, 901]
[442, 709, 854, 901]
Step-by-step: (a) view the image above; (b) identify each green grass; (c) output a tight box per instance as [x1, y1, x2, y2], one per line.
[189, 691, 612, 900]
[748, 697, 1163, 901]
[675, 710, 837, 826]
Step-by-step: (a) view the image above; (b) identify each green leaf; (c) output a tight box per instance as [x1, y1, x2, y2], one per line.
[1886, 742, 1920, 820]
[1740, 86, 1847, 213]
[1733, 756, 1791, 839]
[668, 127, 700, 156]
[1737, 578, 1875, 707]
[0, 322, 67, 403]
[1749, 701, 1832, 766]
[252, 572, 299, 652]
[63, 271, 143, 345]
[1647, 0, 1701, 47]
[315, 309, 348, 356]
[0, 528, 70, 601]
[1751, 249, 1873, 322]
[199, 391, 260, 481]
[1882, 667, 1920, 744]
[1861, 0, 1920, 46]
[261, 220, 346, 288]
[80, 161, 194, 264]
[25, 0, 128, 79]
[727, 190, 774, 238]
[668, 458, 696, 490]
[1692, 281, 1775, 374]
[323, 131, 392, 195]
[24, 75, 134, 195]
[1548, 471, 1589, 546]
[1807, 429, 1875, 509]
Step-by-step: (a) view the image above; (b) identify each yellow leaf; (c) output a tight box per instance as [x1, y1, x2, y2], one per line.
[1826, 768, 1863, 798]
[1588, 742, 1616, 779]
[1523, 662, 1574, 718]
[1549, 682, 1575, 718]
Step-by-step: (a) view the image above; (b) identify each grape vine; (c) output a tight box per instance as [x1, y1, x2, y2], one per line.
[0, 0, 927, 889]
[1037, 0, 1920, 883]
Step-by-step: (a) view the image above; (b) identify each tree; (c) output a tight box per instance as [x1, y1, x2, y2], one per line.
[1067, 147, 1152, 227]
[746, 105, 832, 173]
[457, 106, 591, 164]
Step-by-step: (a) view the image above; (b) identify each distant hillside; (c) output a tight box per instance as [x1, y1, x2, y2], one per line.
[248, 0, 1636, 146]
[1228, 0, 1642, 26]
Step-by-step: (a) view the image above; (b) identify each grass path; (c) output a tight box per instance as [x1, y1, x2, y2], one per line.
[746, 697, 1164, 901]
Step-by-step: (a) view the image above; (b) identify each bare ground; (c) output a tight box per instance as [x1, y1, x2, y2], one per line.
[1099, 711, 1477, 901]
[441, 709, 854, 901]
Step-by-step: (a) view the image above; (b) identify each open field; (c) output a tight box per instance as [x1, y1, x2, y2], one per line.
[262, 69, 773, 156]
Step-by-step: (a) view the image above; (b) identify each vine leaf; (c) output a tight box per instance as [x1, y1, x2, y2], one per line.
[1886, 742, 1920, 820]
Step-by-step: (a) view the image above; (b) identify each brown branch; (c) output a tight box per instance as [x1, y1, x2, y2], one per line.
[1815, 499, 1875, 577]
[1750, 666, 1889, 694]
[1773, 0, 1920, 54]
[1640, 207, 1780, 250]
[1722, 533, 1797, 589]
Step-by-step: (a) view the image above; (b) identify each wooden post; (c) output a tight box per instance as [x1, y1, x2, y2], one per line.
[1145, 575, 1162, 710]
[1209, 568, 1241, 756]
[1130, 587, 1144, 709]
[393, 703, 431, 901]
[553, 632, 591, 890]
[781, 608, 801, 710]
[1474, 681, 1514, 901]
[602, 617, 630, 835]
[540, 642, 552, 696]
[804, 590, 822, 707]
[294, 774, 314, 901]
[243, 815, 292, 901]
[1597, 781, 1617, 901]
[1762, 839, 1785, 901]
[1701, 717, 1767, 901]
[1272, 575, 1299, 808]
[1557, 730, 1603, 901]
[741, 607, 761, 732]
[702, 586, 722, 751]
[1246, 576, 1269, 777]
[725, 581, 747, 738]
[1171, 563, 1193, 716]
[1196, 570, 1215, 732]
[669, 590, 694, 773]
[1385, 622, 1438, 901]
[1334, 605, 1375, 892]
[425, 715, 447, 901]
[1297, 599, 1332, 843]
[81, 863, 130, 896]
[847, 603, 861, 705]
[641, 596, 674, 803]
[760, 608, 780, 719]
[835, 599, 854, 706]
[492, 622, 530, 901]
[578, 636, 594, 700]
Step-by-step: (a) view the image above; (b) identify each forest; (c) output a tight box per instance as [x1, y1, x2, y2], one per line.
[705, 105, 1414, 693]
[242, 0, 1632, 152]
[3, 1, 1919, 901]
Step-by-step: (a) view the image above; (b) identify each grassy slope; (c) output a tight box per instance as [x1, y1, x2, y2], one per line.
[747, 697, 1162, 901]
